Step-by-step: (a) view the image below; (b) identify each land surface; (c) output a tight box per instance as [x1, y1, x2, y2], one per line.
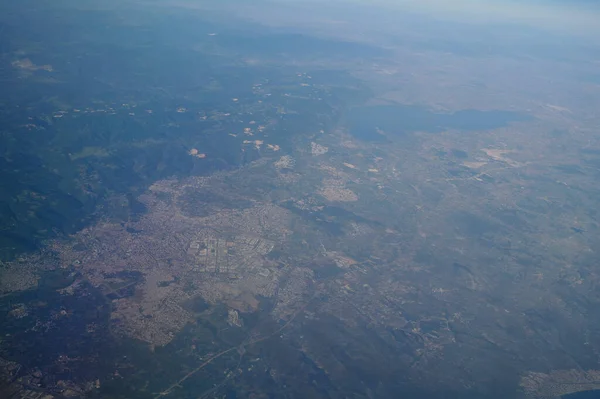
[1, 1, 600, 398]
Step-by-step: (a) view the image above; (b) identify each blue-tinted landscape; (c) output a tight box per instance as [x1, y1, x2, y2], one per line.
[1, 1, 600, 398]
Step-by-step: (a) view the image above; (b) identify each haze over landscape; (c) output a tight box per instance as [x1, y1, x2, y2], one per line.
[1, 1, 600, 398]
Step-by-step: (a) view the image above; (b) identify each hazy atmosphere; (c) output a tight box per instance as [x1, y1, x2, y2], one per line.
[1, 0, 600, 398]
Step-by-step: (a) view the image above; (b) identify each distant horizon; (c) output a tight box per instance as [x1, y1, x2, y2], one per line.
[266, 0, 600, 36]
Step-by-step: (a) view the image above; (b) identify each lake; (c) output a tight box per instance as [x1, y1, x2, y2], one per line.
[345, 104, 530, 141]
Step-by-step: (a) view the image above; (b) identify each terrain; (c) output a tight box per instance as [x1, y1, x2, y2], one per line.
[1, 1, 600, 398]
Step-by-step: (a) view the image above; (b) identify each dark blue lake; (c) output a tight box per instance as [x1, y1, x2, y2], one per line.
[345, 104, 530, 141]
